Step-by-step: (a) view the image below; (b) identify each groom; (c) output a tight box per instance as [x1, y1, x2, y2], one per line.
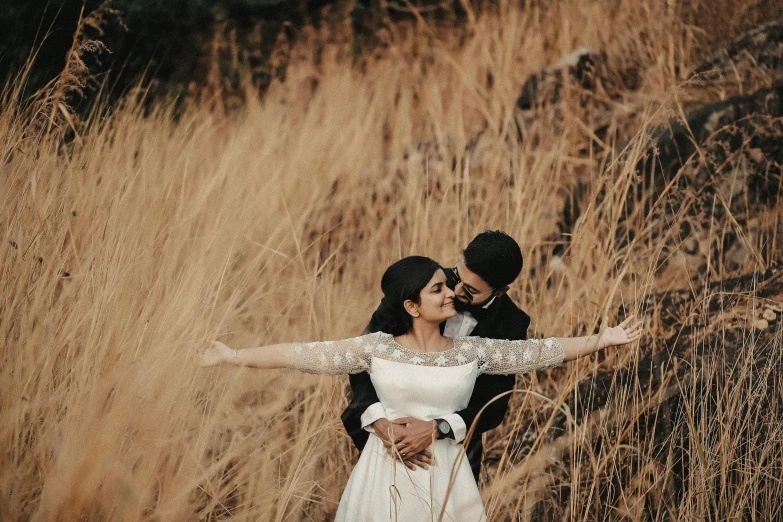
[341, 230, 531, 481]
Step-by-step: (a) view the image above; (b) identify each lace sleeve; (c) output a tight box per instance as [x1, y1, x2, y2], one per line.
[285, 332, 381, 375]
[457, 337, 565, 375]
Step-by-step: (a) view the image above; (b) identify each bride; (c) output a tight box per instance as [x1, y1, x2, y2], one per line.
[201, 256, 641, 521]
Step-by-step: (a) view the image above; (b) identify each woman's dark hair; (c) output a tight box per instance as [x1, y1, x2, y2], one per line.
[463, 230, 523, 289]
[367, 256, 443, 336]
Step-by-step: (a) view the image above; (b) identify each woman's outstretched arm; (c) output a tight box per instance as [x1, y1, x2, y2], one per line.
[558, 315, 642, 361]
[200, 341, 291, 369]
[475, 315, 643, 375]
[200, 334, 377, 374]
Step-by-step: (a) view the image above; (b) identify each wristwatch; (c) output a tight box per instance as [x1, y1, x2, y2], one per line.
[435, 418, 452, 439]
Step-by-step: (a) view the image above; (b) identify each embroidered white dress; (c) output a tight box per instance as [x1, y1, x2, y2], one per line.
[287, 332, 565, 522]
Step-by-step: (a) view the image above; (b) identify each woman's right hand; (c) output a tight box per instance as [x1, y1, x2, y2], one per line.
[200, 341, 234, 367]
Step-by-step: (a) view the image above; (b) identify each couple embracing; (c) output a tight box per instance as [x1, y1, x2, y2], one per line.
[201, 231, 641, 521]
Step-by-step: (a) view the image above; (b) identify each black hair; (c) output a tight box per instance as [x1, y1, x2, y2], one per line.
[367, 256, 443, 336]
[462, 230, 523, 289]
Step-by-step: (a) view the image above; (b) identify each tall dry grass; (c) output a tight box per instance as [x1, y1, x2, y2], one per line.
[2, 1, 782, 520]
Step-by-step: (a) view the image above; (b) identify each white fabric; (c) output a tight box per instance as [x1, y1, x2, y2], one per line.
[361, 402, 387, 433]
[336, 357, 485, 521]
[442, 297, 494, 338]
[360, 404, 466, 443]
[441, 412, 468, 444]
[286, 333, 565, 521]
[443, 311, 478, 338]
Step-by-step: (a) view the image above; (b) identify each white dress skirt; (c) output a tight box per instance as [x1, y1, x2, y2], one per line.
[287, 332, 565, 522]
[335, 358, 485, 521]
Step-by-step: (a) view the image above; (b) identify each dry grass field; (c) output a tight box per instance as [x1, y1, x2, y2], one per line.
[2, 1, 783, 520]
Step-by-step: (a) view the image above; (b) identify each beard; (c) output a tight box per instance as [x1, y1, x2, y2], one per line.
[454, 294, 495, 315]
[453, 297, 469, 313]
[454, 297, 483, 314]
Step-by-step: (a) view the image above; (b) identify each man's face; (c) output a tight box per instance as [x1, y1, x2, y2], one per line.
[451, 261, 495, 307]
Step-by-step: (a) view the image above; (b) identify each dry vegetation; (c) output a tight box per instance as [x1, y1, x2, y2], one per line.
[2, 1, 783, 520]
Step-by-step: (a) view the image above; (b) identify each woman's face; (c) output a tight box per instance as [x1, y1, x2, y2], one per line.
[414, 269, 457, 323]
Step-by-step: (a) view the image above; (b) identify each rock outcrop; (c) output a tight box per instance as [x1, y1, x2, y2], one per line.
[537, 24, 783, 279]
[691, 22, 783, 91]
[486, 23, 783, 519]
[485, 265, 783, 518]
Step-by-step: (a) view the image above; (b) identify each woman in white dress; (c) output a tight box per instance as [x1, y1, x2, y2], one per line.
[201, 256, 641, 521]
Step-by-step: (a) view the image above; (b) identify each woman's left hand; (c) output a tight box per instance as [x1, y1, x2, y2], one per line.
[600, 315, 643, 348]
[200, 341, 234, 367]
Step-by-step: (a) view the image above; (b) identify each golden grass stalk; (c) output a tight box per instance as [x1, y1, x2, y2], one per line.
[2, 1, 782, 520]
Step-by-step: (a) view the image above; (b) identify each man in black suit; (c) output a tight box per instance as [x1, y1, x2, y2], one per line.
[341, 230, 530, 482]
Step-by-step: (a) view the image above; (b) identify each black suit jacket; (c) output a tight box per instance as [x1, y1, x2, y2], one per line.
[341, 281, 530, 482]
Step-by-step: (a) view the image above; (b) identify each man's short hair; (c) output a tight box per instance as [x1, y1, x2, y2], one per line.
[463, 230, 523, 289]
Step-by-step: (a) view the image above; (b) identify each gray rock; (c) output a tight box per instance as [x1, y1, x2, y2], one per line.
[515, 47, 604, 111]
[637, 85, 783, 183]
[691, 21, 783, 82]
[623, 85, 783, 276]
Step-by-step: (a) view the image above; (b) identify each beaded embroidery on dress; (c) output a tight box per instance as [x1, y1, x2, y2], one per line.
[287, 331, 564, 375]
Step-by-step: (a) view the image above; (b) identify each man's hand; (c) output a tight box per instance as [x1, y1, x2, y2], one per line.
[373, 417, 438, 471]
[372, 418, 405, 448]
[392, 417, 438, 459]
